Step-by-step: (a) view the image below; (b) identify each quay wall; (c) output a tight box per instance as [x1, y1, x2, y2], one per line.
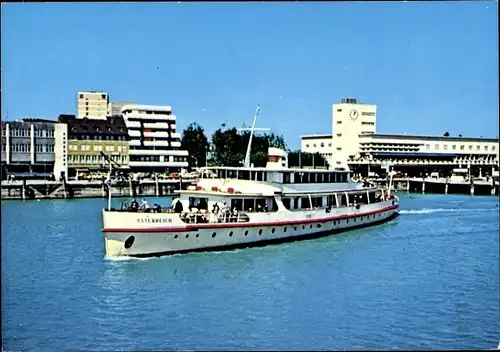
[1, 179, 197, 201]
[2, 177, 498, 201]
[371, 177, 499, 196]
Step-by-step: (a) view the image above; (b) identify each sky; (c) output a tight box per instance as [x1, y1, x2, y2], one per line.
[1, 2, 498, 150]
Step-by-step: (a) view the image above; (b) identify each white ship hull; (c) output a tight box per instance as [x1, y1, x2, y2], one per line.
[102, 200, 399, 258]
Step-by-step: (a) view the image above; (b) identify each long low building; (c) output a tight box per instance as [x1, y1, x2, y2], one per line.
[301, 97, 499, 178]
[1, 119, 68, 180]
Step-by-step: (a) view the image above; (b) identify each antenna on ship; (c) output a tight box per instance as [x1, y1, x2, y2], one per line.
[100, 151, 121, 210]
[237, 105, 270, 168]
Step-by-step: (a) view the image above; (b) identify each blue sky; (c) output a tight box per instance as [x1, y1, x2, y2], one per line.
[2, 2, 498, 149]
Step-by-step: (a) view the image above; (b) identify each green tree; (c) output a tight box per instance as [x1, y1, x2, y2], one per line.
[210, 125, 288, 167]
[287, 150, 330, 169]
[181, 123, 210, 168]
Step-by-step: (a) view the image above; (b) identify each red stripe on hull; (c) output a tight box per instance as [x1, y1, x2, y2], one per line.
[103, 204, 399, 233]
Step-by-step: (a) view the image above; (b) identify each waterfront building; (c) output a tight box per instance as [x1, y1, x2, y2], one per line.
[58, 114, 129, 178]
[300, 134, 334, 167]
[331, 98, 377, 170]
[301, 97, 499, 177]
[1, 119, 68, 180]
[77, 91, 109, 119]
[121, 104, 189, 172]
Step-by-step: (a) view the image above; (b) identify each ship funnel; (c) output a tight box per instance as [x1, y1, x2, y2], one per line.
[266, 147, 288, 169]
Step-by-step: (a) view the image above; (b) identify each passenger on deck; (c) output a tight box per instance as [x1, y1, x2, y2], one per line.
[153, 203, 162, 212]
[212, 202, 220, 214]
[140, 199, 149, 210]
[130, 199, 139, 211]
[174, 199, 184, 213]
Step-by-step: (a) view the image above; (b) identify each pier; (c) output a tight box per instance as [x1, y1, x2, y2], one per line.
[368, 177, 499, 196]
[1, 178, 198, 201]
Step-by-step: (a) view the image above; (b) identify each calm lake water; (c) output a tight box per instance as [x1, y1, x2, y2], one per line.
[2, 193, 499, 351]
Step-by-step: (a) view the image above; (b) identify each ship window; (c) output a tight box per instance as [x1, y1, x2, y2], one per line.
[311, 197, 322, 208]
[186, 234, 189, 238]
[283, 172, 291, 184]
[294, 226, 297, 230]
[238, 170, 250, 180]
[258, 229, 262, 235]
[174, 235, 178, 239]
[284, 227, 287, 232]
[212, 232, 216, 238]
[271, 228, 275, 234]
[229, 231, 233, 237]
[282, 198, 291, 210]
[302, 225, 305, 229]
[310, 224, 313, 229]
[244, 230, 248, 236]
[317, 224, 321, 228]
[196, 234, 199, 238]
[189, 197, 209, 210]
[301, 197, 311, 209]
[243, 199, 255, 211]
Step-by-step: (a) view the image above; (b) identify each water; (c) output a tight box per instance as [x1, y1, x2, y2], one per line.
[2, 194, 499, 351]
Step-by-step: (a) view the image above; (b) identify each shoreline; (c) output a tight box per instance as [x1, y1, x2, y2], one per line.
[0, 179, 196, 201]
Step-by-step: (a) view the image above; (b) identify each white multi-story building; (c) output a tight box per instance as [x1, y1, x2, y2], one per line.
[77, 91, 109, 119]
[331, 98, 377, 169]
[300, 134, 333, 166]
[121, 104, 189, 171]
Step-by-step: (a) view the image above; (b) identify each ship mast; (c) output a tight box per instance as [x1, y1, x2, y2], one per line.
[100, 151, 120, 210]
[237, 105, 270, 168]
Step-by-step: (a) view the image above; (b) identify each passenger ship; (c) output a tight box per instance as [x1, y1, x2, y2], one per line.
[101, 147, 400, 258]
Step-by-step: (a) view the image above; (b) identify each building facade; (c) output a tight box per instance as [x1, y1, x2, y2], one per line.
[300, 134, 333, 166]
[77, 91, 109, 119]
[1, 119, 67, 180]
[331, 98, 377, 169]
[300, 97, 499, 177]
[58, 115, 129, 178]
[121, 104, 189, 171]
[351, 133, 499, 177]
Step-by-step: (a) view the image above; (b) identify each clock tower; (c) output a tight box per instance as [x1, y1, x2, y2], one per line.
[330, 98, 377, 170]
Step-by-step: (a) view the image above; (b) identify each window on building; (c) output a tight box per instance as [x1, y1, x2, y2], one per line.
[320, 143, 324, 147]
[485, 146, 488, 151]
[101, 94, 106, 99]
[79, 94, 84, 98]
[425, 144, 430, 150]
[460, 145, 465, 150]
[313, 144, 317, 148]
[337, 120, 342, 124]
[328, 143, 332, 147]
[452, 145, 456, 150]
[435, 145, 439, 150]
[336, 133, 342, 137]
[469, 145, 473, 150]
[492, 146, 496, 151]
[444, 145, 448, 150]
[337, 109, 342, 112]
[306, 144, 309, 148]
[476, 145, 480, 151]
[336, 147, 342, 151]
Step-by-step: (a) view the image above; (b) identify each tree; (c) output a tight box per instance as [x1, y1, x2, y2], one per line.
[181, 123, 209, 168]
[443, 131, 450, 137]
[210, 125, 288, 167]
[287, 150, 330, 169]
